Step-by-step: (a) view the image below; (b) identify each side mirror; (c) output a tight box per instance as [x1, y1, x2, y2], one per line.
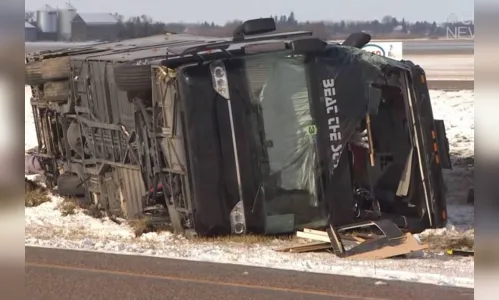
[290, 37, 327, 54]
[233, 18, 276, 41]
[342, 32, 372, 49]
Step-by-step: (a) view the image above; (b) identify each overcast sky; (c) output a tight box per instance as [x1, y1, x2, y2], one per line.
[25, 0, 474, 24]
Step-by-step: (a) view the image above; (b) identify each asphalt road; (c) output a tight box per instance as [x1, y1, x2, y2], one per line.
[427, 80, 473, 90]
[26, 246, 473, 300]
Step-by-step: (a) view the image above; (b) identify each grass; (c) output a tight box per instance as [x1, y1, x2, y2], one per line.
[58, 197, 106, 219]
[58, 197, 79, 216]
[84, 204, 104, 219]
[420, 230, 474, 251]
[25, 188, 51, 207]
[128, 217, 174, 238]
[193, 233, 295, 244]
[25, 176, 105, 219]
[129, 217, 158, 237]
[25, 179, 50, 207]
[127, 217, 295, 243]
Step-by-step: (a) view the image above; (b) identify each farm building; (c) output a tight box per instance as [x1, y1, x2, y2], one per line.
[70, 13, 119, 41]
[25, 22, 38, 41]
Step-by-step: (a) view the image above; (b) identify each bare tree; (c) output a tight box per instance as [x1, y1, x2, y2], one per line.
[25, 12, 35, 24]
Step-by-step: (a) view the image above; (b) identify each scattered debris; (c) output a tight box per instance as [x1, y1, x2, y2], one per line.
[275, 241, 332, 253]
[346, 233, 427, 260]
[276, 224, 428, 260]
[446, 249, 474, 257]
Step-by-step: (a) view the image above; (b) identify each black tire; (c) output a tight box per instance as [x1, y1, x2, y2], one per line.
[44, 81, 70, 103]
[114, 64, 152, 92]
[57, 173, 85, 197]
[25, 57, 70, 86]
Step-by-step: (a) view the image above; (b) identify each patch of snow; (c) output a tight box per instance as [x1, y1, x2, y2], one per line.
[25, 226, 474, 288]
[430, 90, 474, 161]
[24, 86, 474, 288]
[25, 195, 133, 240]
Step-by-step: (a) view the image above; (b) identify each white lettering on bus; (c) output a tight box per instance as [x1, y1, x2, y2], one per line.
[323, 78, 342, 169]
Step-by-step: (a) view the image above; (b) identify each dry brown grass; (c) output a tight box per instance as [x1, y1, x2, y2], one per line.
[25, 179, 50, 207]
[420, 230, 474, 251]
[25, 176, 104, 219]
[58, 197, 79, 216]
[25, 189, 51, 207]
[193, 234, 295, 245]
[83, 204, 104, 219]
[129, 217, 157, 237]
[58, 197, 106, 219]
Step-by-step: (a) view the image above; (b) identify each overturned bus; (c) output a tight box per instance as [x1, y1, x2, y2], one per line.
[25, 18, 452, 237]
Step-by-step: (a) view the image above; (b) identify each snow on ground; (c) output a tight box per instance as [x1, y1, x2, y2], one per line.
[24, 86, 474, 288]
[26, 195, 474, 288]
[426, 90, 474, 230]
[430, 90, 474, 161]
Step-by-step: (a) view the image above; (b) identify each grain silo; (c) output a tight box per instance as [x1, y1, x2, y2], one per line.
[36, 5, 58, 33]
[57, 3, 77, 41]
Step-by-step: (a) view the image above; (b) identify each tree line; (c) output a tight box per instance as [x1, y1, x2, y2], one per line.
[25, 11, 474, 40]
[112, 12, 474, 40]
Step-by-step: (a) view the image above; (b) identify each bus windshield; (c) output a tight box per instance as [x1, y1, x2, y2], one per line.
[239, 52, 328, 230]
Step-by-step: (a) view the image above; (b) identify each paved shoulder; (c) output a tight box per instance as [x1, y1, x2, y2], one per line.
[427, 80, 474, 90]
[26, 246, 473, 300]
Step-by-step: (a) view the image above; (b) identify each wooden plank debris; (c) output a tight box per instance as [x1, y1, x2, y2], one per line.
[275, 228, 364, 253]
[296, 230, 331, 242]
[274, 241, 330, 253]
[275, 228, 428, 259]
[300, 228, 368, 243]
[303, 228, 328, 235]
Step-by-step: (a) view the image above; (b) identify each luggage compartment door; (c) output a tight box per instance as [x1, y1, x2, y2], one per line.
[434, 119, 452, 170]
[405, 66, 448, 228]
